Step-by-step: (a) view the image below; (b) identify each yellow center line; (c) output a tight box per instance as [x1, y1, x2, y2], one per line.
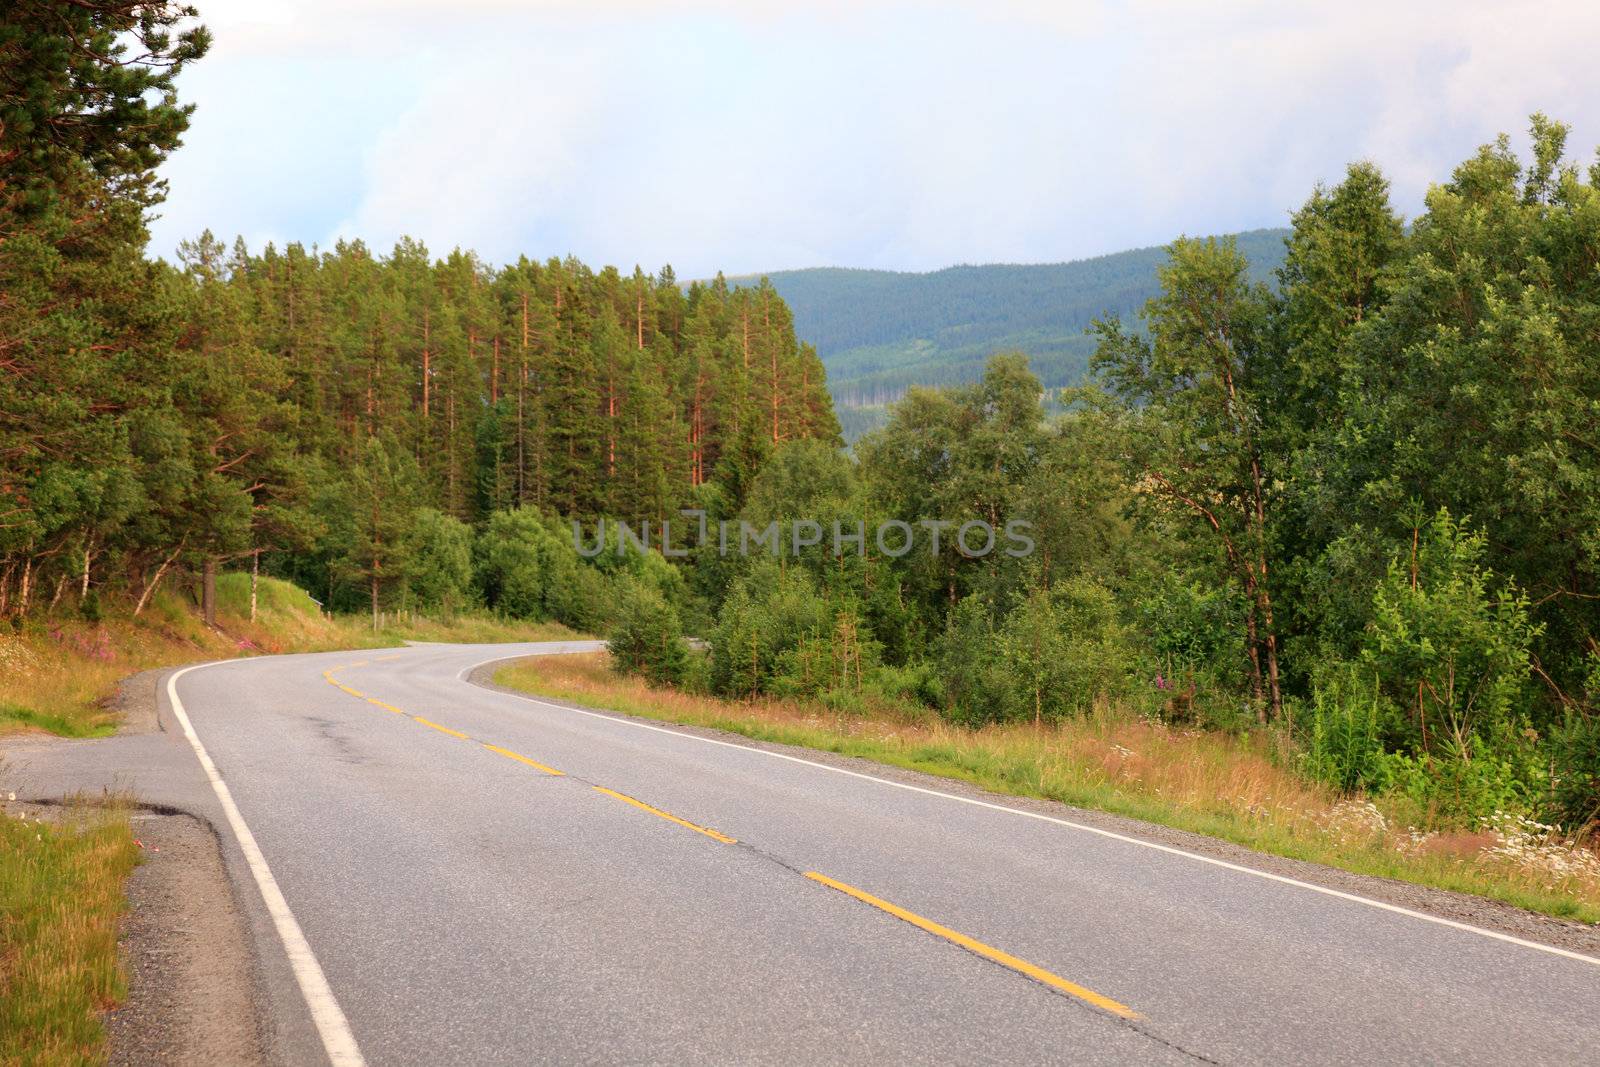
[414, 717, 470, 740]
[482, 744, 565, 776]
[326, 666, 560, 765]
[592, 786, 737, 844]
[803, 872, 1141, 1020]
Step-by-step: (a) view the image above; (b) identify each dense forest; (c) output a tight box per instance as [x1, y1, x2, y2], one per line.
[738, 230, 1288, 439]
[1, 4, 834, 624]
[3, 3, 1597, 835]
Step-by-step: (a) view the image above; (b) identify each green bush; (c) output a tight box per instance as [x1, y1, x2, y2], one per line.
[1382, 742, 1543, 827]
[1547, 713, 1600, 829]
[406, 508, 474, 615]
[865, 660, 943, 709]
[937, 595, 1016, 725]
[546, 562, 615, 635]
[475, 508, 564, 619]
[1006, 576, 1133, 722]
[1300, 671, 1393, 794]
[708, 564, 833, 698]
[940, 578, 1135, 726]
[1135, 572, 1247, 691]
[608, 582, 689, 687]
[475, 509, 679, 634]
[1361, 509, 1542, 758]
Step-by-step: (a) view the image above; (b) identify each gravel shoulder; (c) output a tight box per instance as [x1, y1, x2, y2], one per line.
[470, 661, 1600, 960]
[106, 808, 265, 1066]
[106, 666, 267, 1066]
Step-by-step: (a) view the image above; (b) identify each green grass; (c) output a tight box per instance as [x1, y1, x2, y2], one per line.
[497, 652, 1600, 927]
[0, 802, 139, 1066]
[0, 704, 114, 740]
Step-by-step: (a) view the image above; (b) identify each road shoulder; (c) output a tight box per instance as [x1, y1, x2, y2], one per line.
[3, 664, 269, 1066]
[107, 807, 265, 1067]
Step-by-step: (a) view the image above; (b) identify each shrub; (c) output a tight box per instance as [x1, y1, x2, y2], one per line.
[937, 595, 1016, 725]
[1300, 671, 1393, 794]
[1002, 576, 1133, 724]
[941, 578, 1135, 727]
[708, 564, 832, 698]
[1361, 509, 1542, 758]
[406, 508, 474, 615]
[475, 508, 563, 619]
[608, 582, 689, 687]
[1548, 713, 1600, 829]
[865, 660, 943, 709]
[1383, 742, 1543, 827]
[546, 562, 615, 635]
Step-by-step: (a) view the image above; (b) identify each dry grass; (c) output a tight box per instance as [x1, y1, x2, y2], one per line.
[0, 800, 139, 1066]
[498, 651, 1600, 925]
[0, 575, 579, 739]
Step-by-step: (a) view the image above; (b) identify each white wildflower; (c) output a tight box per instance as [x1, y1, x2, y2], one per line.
[1319, 799, 1389, 846]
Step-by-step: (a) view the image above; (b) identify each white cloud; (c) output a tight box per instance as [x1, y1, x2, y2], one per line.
[148, 0, 1600, 275]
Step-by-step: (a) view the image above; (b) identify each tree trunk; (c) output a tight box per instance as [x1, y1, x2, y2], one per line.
[770, 343, 781, 443]
[202, 556, 217, 627]
[606, 367, 616, 477]
[1244, 593, 1265, 724]
[518, 293, 529, 503]
[134, 545, 182, 617]
[250, 548, 260, 623]
[447, 390, 457, 511]
[1260, 585, 1283, 723]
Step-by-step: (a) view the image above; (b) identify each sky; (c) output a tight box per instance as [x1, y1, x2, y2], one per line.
[147, 0, 1600, 279]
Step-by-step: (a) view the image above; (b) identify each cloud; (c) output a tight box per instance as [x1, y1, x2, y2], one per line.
[148, 1, 1600, 276]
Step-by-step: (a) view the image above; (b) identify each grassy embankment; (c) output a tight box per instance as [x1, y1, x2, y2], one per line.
[0, 801, 138, 1067]
[497, 651, 1600, 926]
[0, 573, 577, 739]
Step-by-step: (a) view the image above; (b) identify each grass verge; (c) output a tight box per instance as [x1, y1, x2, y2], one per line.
[496, 651, 1600, 926]
[0, 574, 579, 739]
[0, 801, 139, 1066]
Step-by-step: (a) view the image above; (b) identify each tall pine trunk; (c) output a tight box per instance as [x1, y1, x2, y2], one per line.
[202, 556, 217, 627]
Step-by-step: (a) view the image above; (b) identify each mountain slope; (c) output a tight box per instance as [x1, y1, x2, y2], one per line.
[736, 228, 1290, 439]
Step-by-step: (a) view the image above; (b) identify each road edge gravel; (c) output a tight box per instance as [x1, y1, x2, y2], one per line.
[467, 660, 1600, 960]
[106, 807, 267, 1066]
[106, 667, 269, 1066]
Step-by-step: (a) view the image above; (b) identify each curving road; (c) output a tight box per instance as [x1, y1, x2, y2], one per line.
[8, 640, 1600, 1065]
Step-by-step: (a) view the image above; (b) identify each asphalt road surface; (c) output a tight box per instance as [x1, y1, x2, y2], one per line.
[8, 641, 1600, 1065]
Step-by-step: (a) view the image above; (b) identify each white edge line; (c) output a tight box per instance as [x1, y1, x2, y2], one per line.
[462, 650, 1600, 970]
[167, 662, 366, 1067]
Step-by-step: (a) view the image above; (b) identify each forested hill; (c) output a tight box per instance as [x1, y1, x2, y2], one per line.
[734, 228, 1289, 438]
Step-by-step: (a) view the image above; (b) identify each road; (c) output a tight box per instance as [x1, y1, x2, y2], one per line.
[7, 640, 1600, 1065]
